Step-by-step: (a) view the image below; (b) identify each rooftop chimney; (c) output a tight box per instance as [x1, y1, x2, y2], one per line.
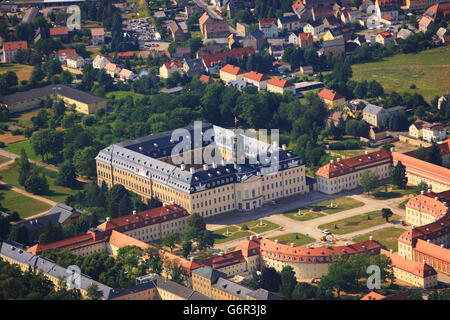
[365, 151, 369, 155]
[369, 236, 373, 241]
[330, 159, 334, 163]
[390, 249, 393, 254]
[106, 217, 110, 222]
[190, 167, 195, 174]
[390, 147, 394, 152]
[275, 240, 278, 244]
[181, 164, 186, 170]
[290, 243, 294, 247]
[441, 244, 444, 248]
[435, 196, 439, 201]
[337, 158, 341, 162]
[282, 144, 287, 151]
[203, 164, 208, 170]
[132, 210, 136, 215]
[427, 189, 432, 193]
[345, 242, 349, 246]
[212, 162, 217, 169]
[421, 190, 425, 195]
[427, 239, 431, 243]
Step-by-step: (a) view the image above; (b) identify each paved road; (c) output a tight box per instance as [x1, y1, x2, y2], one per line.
[207, 189, 411, 251]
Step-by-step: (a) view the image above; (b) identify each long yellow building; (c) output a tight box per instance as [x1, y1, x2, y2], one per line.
[0, 84, 107, 114]
[96, 123, 307, 218]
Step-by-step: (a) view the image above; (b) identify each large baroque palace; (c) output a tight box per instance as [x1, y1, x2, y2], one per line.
[96, 123, 308, 218]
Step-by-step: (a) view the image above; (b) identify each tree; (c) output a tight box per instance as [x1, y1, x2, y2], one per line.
[187, 213, 206, 231]
[163, 232, 178, 253]
[30, 129, 64, 161]
[408, 292, 424, 300]
[360, 171, 378, 195]
[279, 265, 297, 300]
[414, 146, 427, 161]
[55, 161, 77, 188]
[392, 161, 408, 189]
[73, 146, 98, 178]
[260, 267, 281, 292]
[414, 181, 429, 195]
[427, 141, 442, 166]
[7, 224, 29, 245]
[319, 261, 359, 298]
[17, 148, 31, 186]
[381, 208, 393, 222]
[164, 259, 187, 285]
[144, 247, 163, 275]
[86, 283, 103, 300]
[24, 171, 49, 195]
[248, 270, 260, 290]
[181, 240, 192, 259]
[292, 282, 318, 300]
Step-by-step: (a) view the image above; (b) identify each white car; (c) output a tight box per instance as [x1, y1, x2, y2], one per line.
[322, 229, 331, 235]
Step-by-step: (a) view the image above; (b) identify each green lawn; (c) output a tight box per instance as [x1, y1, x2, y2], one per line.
[0, 187, 52, 218]
[0, 163, 84, 203]
[373, 184, 414, 200]
[3, 140, 41, 161]
[211, 226, 252, 244]
[352, 227, 405, 252]
[105, 91, 144, 100]
[237, 219, 280, 234]
[0, 155, 11, 165]
[269, 233, 315, 247]
[318, 211, 402, 235]
[352, 46, 450, 102]
[329, 149, 367, 159]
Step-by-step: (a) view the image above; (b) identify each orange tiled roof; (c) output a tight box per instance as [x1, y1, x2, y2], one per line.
[108, 230, 149, 250]
[318, 88, 344, 101]
[381, 249, 437, 277]
[163, 60, 183, 69]
[199, 75, 219, 83]
[220, 64, 247, 76]
[50, 26, 69, 36]
[202, 47, 255, 68]
[117, 51, 135, 58]
[199, 12, 210, 25]
[398, 214, 450, 246]
[361, 291, 386, 300]
[298, 32, 312, 41]
[267, 77, 294, 88]
[292, 0, 305, 11]
[244, 71, 269, 82]
[91, 27, 104, 36]
[406, 193, 449, 220]
[316, 149, 391, 179]
[259, 18, 277, 25]
[56, 49, 76, 57]
[3, 41, 27, 52]
[414, 239, 450, 263]
[195, 250, 247, 270]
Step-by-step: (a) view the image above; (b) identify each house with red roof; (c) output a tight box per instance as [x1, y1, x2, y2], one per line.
[49, 26, 69, 42]
[418, 15, 437, 32]
[117, 51, 135, 60]
[53, 49, 76, 63]
[119, 68, 136, 82]
[66, 52, 85, 69]
[298, 32, 313, 48]
[3, 41, 27, 63]
[375, 31, 394, 46]
[219, 64, 247, 82]
[318, 88, 345, 109]
[159, 60, 183, 79]
[243, 71, 270, 90]
[258, 18, 278, 38]
[199, 12, 229, 39]
[381, 249, 438, 288]
[316, 149, 392, 194]
[424, 2, 450, 20]
[90, 27, 105, 45]
[266, 77, 295, 95]
[201, 47, 255, 73]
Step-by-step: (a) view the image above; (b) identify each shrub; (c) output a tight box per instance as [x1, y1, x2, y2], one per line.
[241, 224, 249, 230]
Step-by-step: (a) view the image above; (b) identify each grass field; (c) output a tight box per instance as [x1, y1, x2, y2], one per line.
[352, 46, 450, 102]
[352, 227, 405, 252]
[0, 163, 83, 203]
[318, 211, 402, 235]
[105, 91, 144, 100]
[0, 187, 52, 218]
[269, 233, 315, 247]
[211, 226, 252, 244]
[372, 184, 414, 200]
[236, 219, 280, 234]
[0, 155, 11, 165]
[0, 64, 33, 82]
[3, 140, 40, 161]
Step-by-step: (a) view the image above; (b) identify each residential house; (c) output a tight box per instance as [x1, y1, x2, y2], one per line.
[397, 28, 414, 40]
[323, 15, 340, 29]
[54, 49, 76, 64]
[169, 21, 185, 42]
[201, 47, 254, 73]
[273, 61, 291, 73]
[199, 12, 229, 39]
[199, 75, 219, 84]
[323, 27, 343, 41]
[228, 33, 238, 49]
[318, 88, 345, 109]
[340, 8, 360, 24]
[226, 79, 254, 90]
[345, 40, 360, 55]
[3, 41, 28, 63]
[375, 2, 399, 21]
[49, 26, 69, 42]
[409, 120, 431, 139]
[159, 60, 183, 79]
[183, 59, 205, 76]
[303, 21, 324, 38]
[196, 43, 224, 59]
[267, 77, 296, 95]
[236, 22, 248, 37]
[436, 27, 447, 41]
[172, 46, 191, 60]
[119, 69, 136, 82]
[288, 32, 299, 46]
[292, 0, 311, 20]
[376, 31, 394, 46]
[219, 64, 247, 82]
[104, 63, 121, 78]
[243, 71, 270, 91]
[185, 5, 205, 19]
[363, 104, 405, 127]
[419, 15, 438, 33]
[90, 28, 105, 45]
[278, 14, 301, 33]
[117, 52, 135, 61]
[311, 5, 335, 21]
[424, 2, 450, 20]
[298, 32, 313, 48]
[300, 65, 314, 75]
[369, 127, 388, 141]
[259, 18, 278, 38]
[422, 123, 447, 142]
[268, 44, 284, 60]
[66, 52, 85, 69]
[381, 13, 395, 26]
[354, 35, 368, 46]
[92, 55, 110, 70]
[321, 37, 345, 55]
[243, 29, 266, 50]
[405, 0, 428, 10]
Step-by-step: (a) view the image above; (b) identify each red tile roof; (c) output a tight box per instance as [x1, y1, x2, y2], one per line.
[259, 18, 277, 25]
[414, 239, 450, 263]
[220, 64, 247, 76]
[163, 60, 183, 69]
[117, 51, 135, 58]
[318, 88, 344, 101]
[411, 119, 430, 130]
[398, 214, 450, 246]
[361, 291, 386, 300]
[57, 49, 76, 57]
[244, 71, 270, 82]
[50, 26, 69, 36]
[299, 32, 312, 41]
[381, 249, 437, 277]
[3, 41, 27, 52]
[316, 149, 392, 179]
[267, 77, 294, 88]
[199, 12, 211, 25]
[202, 47, 255, 68]
[195, 250, 247, 270]
[406, 193, 449, 220]
[199, 75, 219, 83]
[90, 27, 104, 36]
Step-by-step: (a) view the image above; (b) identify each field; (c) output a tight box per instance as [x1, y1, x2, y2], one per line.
[268, 233, 315, 247]
[352, 227, 405, 252]
[105, 91, 144, 100]
[0, 163, 83, 203]
[3, 140, 40, 161]
[0, 186, 52, 218]
[318, 211, 402, 235]
[0, 64, 33, 82]
[352, 46, 450, 102]
[236, 219, 280, 234]
[372, 184, 415, 200]
[211, 219, 280, 244]
[0, 155, 11, 165]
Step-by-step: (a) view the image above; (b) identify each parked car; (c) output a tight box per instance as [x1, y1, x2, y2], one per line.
[322, 229, 331, 235]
